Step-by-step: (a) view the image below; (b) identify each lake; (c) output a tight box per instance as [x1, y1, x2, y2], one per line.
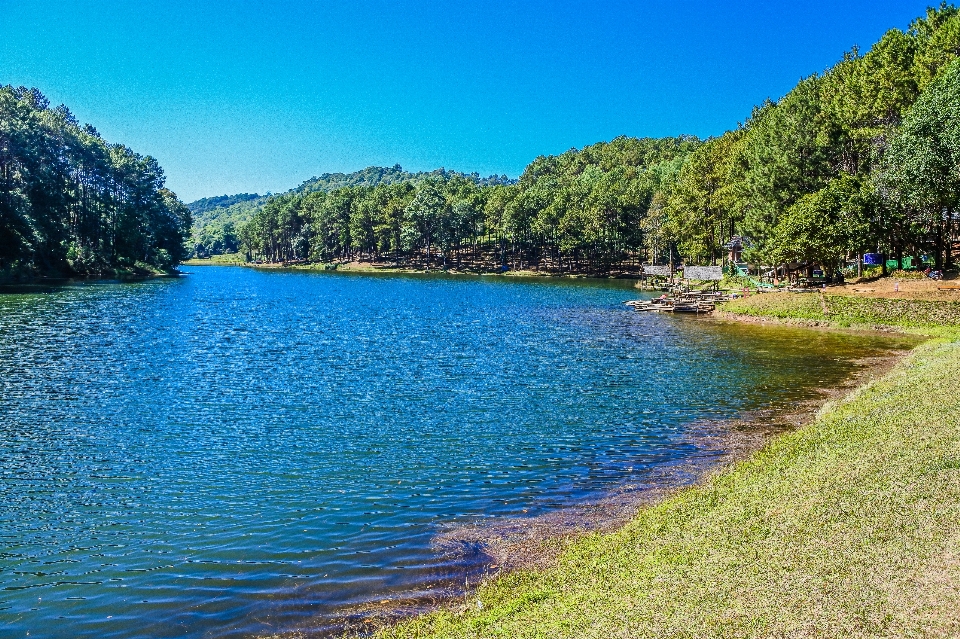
[0, 267, 915, 638]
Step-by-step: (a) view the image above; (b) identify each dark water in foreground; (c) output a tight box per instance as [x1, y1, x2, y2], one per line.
[0, 267, 915, 638]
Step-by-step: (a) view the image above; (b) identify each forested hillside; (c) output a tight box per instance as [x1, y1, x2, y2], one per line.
[189, 194, 267, 256]
[664, 3, 960, 273]
[230, 4, 960, 275]
[294, 165, 419, 193]
[295, 165, 514, 194]
[0, 86, 191, 279]
[236, 136, 696, 272]
[189, 165, 512, 257]
[190, 193, 264, 218]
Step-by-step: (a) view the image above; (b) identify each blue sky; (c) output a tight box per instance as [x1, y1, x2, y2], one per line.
[0, 0, 934, 202]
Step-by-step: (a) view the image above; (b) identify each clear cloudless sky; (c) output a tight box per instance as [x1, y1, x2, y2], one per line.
[0, 0, 936, 202]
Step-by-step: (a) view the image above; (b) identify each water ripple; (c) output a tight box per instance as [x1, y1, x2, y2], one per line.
[0, 268, 914, 638]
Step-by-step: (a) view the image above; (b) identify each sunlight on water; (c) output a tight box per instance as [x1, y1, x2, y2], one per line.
[0, 268, 915, 638]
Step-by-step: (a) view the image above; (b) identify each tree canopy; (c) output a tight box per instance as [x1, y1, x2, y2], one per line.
[235, 137, 699, 273]
[218, 5, 960, 276]
[0, 86, 191, 278]
[18, 3, 950, 279]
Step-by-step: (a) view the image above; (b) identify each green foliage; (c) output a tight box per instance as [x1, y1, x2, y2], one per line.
[766, 176, 873, 271]
[189, 193, 263, 217]
[0, 86, 190, 277]
[888, 268, 926, 279]
[738, 75, 842, 244]
[722, 291, 960, 328]
[886, 59, 960, 204]
[189, 166, 511, 260]
[293, 164, 511, 194]
[719, 274, 757, 290]
[194, 4, 960, 276]
[677, 3, 960, 272]
[237, 137, 701, 273]
[188, 194, 268, 256]
[911, 2, 960, 90]
[879, 56, 960, 271]
[665, 131, 744, 264]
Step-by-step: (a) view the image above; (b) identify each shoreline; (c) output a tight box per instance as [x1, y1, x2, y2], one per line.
[359, 304, 958, 638]
[272, 326, 919, 639]
[181, 258, 644, 280]
[0, 271, 183, 292]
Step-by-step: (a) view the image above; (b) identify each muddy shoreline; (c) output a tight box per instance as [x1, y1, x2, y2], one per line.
[267, 334, 914, 639]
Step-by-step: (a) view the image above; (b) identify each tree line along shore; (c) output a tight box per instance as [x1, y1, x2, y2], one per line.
[4, 6, 960, 282]
[0, 87, 191, 281]
[190, 5, 960, 281]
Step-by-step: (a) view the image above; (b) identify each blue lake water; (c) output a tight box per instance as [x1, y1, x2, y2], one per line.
[0, 267, 914, 638]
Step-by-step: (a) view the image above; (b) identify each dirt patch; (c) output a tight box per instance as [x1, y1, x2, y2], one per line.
[832, 276, 960, 301]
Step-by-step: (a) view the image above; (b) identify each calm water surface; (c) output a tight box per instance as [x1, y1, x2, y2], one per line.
[0, 267, 915, 638]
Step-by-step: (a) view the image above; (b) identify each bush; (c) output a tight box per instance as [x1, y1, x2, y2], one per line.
[721, 292, 960, 328]
[888, 269, 924, 280]
[720, 274, 756, 290]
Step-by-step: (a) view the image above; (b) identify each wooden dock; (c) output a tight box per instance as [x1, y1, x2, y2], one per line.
[624, 290, 727, 314]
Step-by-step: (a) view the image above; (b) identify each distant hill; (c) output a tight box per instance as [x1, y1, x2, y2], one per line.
[188, 165, 514, 256]
[292, 165, 417, 194]
[187, 194, 268, 256]
[188, 193, 264, 215]
[189, 194, 267, 229]
[292, 165, 512, 194]
[187, 193, 263, 215]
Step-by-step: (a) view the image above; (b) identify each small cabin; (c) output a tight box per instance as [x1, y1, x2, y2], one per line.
[723, 235, 753, 264]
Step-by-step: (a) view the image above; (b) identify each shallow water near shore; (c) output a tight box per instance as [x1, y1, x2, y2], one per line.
[0, 267, 917, 638]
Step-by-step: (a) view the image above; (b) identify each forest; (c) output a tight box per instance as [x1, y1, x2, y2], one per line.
[214, 4, 960, 276]
[189, 166, 513, 259]
[5, 5, 960, 280]
[0, 85, 191, 279]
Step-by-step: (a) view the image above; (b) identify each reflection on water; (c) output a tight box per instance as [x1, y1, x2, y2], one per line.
[0, 268, 916, 638]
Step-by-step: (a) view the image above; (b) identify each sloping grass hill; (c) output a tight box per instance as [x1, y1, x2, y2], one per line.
[720, 291, 960, 330]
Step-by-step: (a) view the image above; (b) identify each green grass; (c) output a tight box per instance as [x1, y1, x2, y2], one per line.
[372, 300, 960, 639]
[720, 291, 828, 322]
[720, 291, 960, 330]
[182, 253, 247, 265]
[719, 274, 757, 290]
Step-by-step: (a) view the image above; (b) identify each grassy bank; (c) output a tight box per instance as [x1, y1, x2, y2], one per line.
[719, 290, 960, 331]
[182, 254, 248, 266]
[371, 306, 960, 638]
[0, 262, 176, 285]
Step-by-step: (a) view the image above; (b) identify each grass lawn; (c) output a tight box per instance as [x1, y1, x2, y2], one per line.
[373, 301, 960, 638]
[182, 253, 248, 266]
[719, 290, 960, 331]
